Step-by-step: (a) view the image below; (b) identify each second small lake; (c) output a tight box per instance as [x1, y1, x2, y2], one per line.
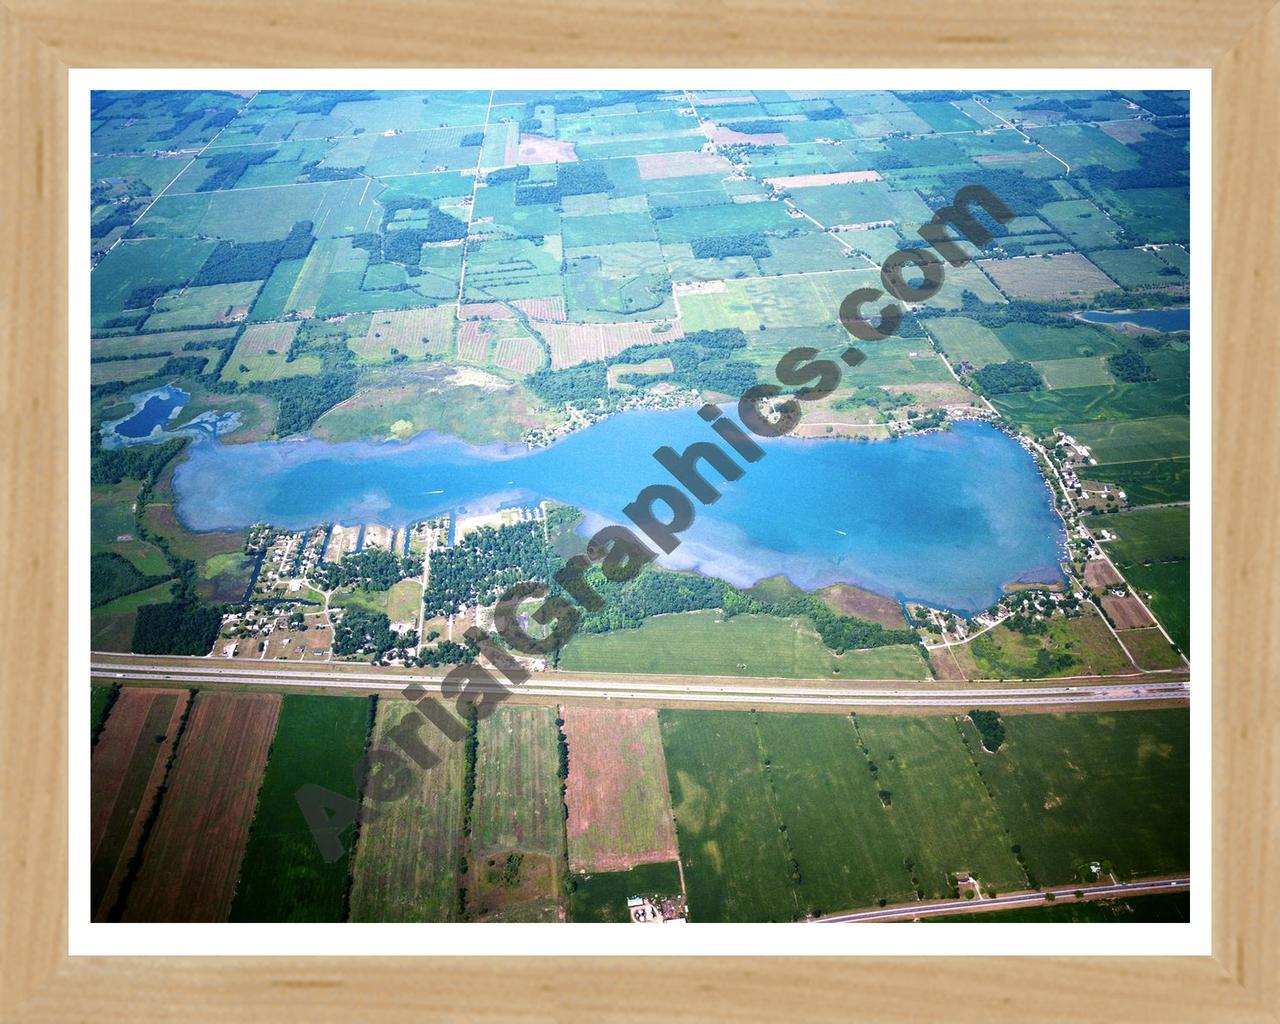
[1076, 307, 1190, 332]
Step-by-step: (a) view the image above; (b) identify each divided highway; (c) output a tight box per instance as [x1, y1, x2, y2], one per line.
[90, 653, 1190, 711]
[815, 877, 1190, 923]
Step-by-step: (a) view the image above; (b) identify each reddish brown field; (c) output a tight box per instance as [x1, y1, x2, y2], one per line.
[819, 583, 907, 628]
[90, 687, 191, 921]
[513, 296, 566, 321]
[456, 321, 495, 363]
[121, 692, 281, 922]
[1085, 559, 1124, 587]
[460, 302, 515, 320]
[493, 335, 543, 373]
[1103, 594, 1156, 629]
[562, 707, 679, 873]
[540, 319, 683, 369]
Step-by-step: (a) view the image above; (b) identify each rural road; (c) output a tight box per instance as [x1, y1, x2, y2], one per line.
[815, 877, 1191, 923]
[90, 653, 1190, 710]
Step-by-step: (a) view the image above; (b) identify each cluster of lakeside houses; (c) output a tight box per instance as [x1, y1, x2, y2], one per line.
[214, 505, 553, 663]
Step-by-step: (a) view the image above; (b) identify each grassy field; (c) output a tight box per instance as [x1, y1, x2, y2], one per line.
[966, 611, 1131, 679]
[569, 860, 683, 922]
[331, 579, 422, 623]
[562, 707, 678, 872]
[978, 253, 1117, 302]
[1078, 457, 1190, 505]
[1038, 199, 1123, 250]
[959, 709, 1190, 886]
[754, 713, 917, 915]
[661, 709, 1032, 922]
[1116, 561, 1190, 654]
[311, 370, 546, 445]
[927, 317, 1011, 367]
[1035, 356, 1115, 389]
[853, 716, 1026, 899]
[220, 321, 322, 383]
[994, 390, 1189, 440]
[463, 697, 567, 922]
[471, 704, 564, 859]
[561, 610, 927, 680]
[659, 710, 800, 922]
[145, 281, 263, 331]
[1098, 506, 1189, 563]
[230, 694, 371, 922]
[1065, 415, 1190, 465]
[122, 692, 279, 922]
[1099, 507, 1190, 651]
[1120, 627, 1186, 670]
[348, 699, 467, 922]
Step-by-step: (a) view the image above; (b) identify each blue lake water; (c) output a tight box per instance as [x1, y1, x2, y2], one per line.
[115, 386, 190, 439]
[172, 411, 1066, 614]
[1076, 307, 1190, 332]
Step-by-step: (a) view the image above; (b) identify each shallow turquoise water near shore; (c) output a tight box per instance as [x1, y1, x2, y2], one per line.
[172, 411, 1066, 614]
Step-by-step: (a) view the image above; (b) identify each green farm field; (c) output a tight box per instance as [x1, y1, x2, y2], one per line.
[560, 610, 928, 680]
[349, 700, 467, 922]
[959, 710, 1190, 886]
[1097, 506, 1190, 650]
[1079, 457, 1190, 504]
[659, 710, 799, 922]
[661, 710, 1035, 922]
[230, 694, 371, 922]
[471, 705, 565, 859]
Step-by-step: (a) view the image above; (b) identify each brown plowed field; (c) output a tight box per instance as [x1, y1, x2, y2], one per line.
[562, 707, 679, 873]
[1085, 559, 1124, 587]
[121, 692, 280, 922]
[1103, 594, 1156, 629]
[90, 687, 191, 921]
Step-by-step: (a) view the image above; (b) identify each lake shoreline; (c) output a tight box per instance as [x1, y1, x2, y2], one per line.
[170, 410, 1068, 615]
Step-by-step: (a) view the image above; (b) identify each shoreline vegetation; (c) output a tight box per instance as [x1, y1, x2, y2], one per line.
[93, 377, 1074, 659]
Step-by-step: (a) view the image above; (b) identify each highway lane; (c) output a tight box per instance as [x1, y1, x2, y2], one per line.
[815, 877, 1190, 923]
[91, 649, 1190, 686]
[91, 658, 1189, 709]
[89, 658, 1190, 700]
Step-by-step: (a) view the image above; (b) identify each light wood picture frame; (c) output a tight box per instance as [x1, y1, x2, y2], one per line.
[2, 2, 1276, 1018]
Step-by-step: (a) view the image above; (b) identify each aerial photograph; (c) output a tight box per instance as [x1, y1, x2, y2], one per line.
[87, 87, 1192, 927]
